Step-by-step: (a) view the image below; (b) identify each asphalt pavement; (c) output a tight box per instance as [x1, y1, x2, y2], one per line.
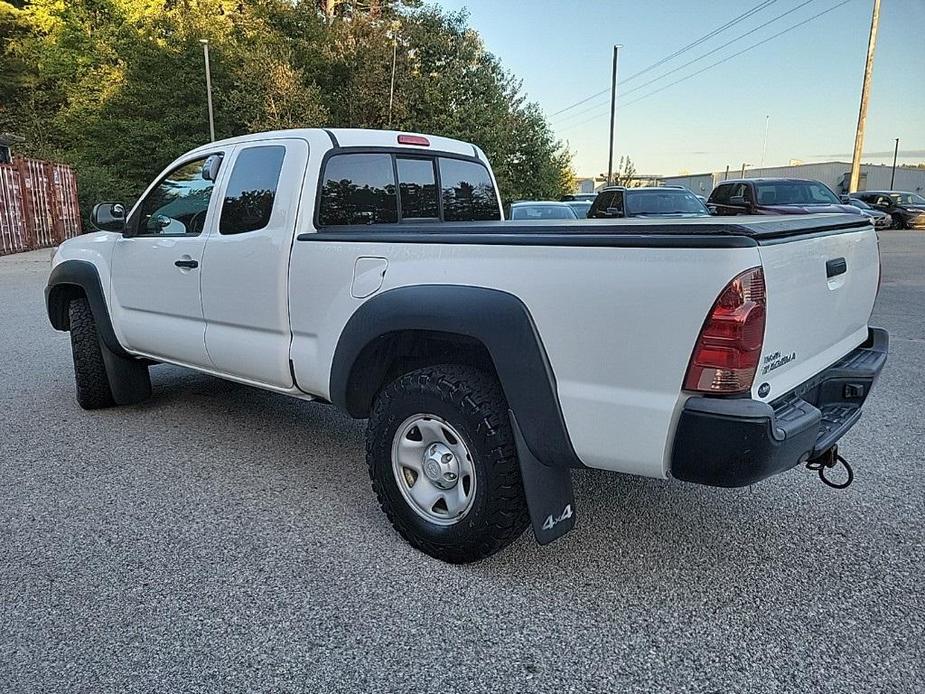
[1, 232, 923, 693]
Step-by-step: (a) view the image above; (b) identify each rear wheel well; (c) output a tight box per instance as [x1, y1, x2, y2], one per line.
[345, 330, 501, 418]
[47, 284, 87, 331]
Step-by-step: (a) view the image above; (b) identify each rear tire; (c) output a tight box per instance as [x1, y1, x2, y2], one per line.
[366, 364, 529, 563]
[68, 297, 115, 409]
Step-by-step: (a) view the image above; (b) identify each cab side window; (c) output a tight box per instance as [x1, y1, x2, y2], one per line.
[731, 183, 750, 201]
[220, 146, 286, 234]
[137, 157, 216, 236]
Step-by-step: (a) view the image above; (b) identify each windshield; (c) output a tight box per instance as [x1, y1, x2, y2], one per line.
[510, 204, 577, 220]
[891, 192, 925, 205]
[754, 181, 840, 205]
[625, 189, 708, 216]
[847, 198, 871, 210]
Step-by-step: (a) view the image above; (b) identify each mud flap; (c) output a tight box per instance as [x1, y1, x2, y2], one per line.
[509, 411, 576, 545]
[99, 340, 152, 405]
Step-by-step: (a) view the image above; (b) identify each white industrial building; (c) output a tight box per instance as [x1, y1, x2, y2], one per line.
[660, 161, 925, 197]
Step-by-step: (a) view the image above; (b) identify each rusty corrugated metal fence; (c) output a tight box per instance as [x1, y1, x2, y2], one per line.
[0, 156, 81, 255]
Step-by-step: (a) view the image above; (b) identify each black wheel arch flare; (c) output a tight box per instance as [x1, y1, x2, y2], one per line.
[45, 259, 129, 358]
[329, 284, 585, 470]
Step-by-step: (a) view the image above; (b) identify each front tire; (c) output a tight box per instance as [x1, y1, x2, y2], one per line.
[366, 365, 529, 563]
[68, 297, 115, 409]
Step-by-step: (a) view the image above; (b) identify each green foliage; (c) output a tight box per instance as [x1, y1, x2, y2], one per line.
[0, 0, 574, 220]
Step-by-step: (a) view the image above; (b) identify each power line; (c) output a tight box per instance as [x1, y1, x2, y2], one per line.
[618, 0, 816, 100]
[553, 0, 815, 125]
[621, 0, 780, 83]
[557, 0, 853, 134]
[619, 0, 853, 108]
[549, 0, 780, 118]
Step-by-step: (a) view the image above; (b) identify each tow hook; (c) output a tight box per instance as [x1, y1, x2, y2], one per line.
[806, 446, 854, 489]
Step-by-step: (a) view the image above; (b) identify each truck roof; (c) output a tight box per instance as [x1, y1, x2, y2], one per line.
[186, 127, 480, 159]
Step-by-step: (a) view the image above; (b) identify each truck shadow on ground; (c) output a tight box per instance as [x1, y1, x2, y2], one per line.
[139, 365, 861, 588]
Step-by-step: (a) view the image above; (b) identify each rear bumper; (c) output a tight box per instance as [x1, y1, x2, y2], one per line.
[670, 327, 888, 487]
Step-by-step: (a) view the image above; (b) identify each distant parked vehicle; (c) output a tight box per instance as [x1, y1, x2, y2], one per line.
[563, 200, 592, 218]
[850, 191, 925, 230]
[588, 186, 711, 218]
[841, 196, 892, 230]
[708, 178, 863, 217]
[508, 201, 578, 220]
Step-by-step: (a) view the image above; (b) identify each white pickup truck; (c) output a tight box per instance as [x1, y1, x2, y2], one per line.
[46, 128, 888, 563]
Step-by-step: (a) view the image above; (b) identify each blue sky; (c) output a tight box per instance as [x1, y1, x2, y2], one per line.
[434, 0, 925, 177]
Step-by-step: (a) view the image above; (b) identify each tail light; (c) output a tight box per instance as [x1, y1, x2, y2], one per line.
[397, 134, 430, 146]
[684, 266, 766, 394]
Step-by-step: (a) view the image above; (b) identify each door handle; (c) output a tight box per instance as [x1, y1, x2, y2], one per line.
[175, 259, 199, 269]
[826, 257, 847, 278]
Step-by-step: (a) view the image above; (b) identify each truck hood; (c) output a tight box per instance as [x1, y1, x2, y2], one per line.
[760, 203, 863, 216]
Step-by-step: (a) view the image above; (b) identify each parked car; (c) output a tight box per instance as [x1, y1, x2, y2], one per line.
[708, 178, 863, 217]
[850, 190, 925, 230]
[563, 199, 592, 218]
[46, 128, 887, 563]
[508, 201, 578, 220]
[588, 186, 711, 218]
[560, 193, 597, 202]
[841, 196, 892, 229]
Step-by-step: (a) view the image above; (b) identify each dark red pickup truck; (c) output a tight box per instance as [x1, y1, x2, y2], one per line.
[708, 177, 864, 217]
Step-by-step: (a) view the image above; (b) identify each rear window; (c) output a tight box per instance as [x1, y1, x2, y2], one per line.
[319, 153, 398, 226]
[754, 181, 839, 205]
[397, 157, 438, 219]
[625, 189, 707, 215]
[220, 146, 285, 234]
[510, 205, 576, 220]
[318, 152, 499, 225]
[439, 158, 500, 222]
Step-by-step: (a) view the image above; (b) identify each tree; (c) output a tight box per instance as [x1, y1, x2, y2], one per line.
[0, 0, 574, 220]
[602, 156, 637, 187]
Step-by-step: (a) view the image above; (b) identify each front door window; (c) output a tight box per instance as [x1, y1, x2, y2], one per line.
[137, 158, 216, 236]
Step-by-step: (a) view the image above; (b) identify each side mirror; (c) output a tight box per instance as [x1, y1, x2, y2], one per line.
[202, 154, 223, 181]
[729, 195, 748, 207]
[605, 206, 624, 218]
[91, 202, 126, 232]
[840, 195, 851, 203]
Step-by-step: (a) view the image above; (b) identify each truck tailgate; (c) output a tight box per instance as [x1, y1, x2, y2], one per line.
[754, 223, 880, 401]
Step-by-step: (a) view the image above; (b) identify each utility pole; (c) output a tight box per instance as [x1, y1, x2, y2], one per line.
[890, 137, 899, 188]
[849, 0, 881, 193]
[200, 39, 215, 142]
[724, 164, 730, 181]
[741, 162, 749, 178]
[606, 45, 621, 186]
[760, 115, 769, 167]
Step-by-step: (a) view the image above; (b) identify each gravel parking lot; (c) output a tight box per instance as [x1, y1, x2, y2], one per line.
[1, 231, 923, 693]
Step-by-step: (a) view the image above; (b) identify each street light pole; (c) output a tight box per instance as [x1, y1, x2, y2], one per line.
[848, 0, 881, 193]
[890, 137, 899, 188]
[606, 45, 621, 186]
[200, 39, 216, 142]
[388, 38, 398, 128]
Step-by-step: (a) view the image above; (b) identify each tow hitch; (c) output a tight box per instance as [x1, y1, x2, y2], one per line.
[806, 446, 854, 489]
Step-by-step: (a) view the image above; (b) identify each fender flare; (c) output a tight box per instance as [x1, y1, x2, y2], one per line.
[330, 285, 584, 469]
[45, 259, 129, 358]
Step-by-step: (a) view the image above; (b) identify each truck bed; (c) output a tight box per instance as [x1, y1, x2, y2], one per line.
[297, 214, 871, 246]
